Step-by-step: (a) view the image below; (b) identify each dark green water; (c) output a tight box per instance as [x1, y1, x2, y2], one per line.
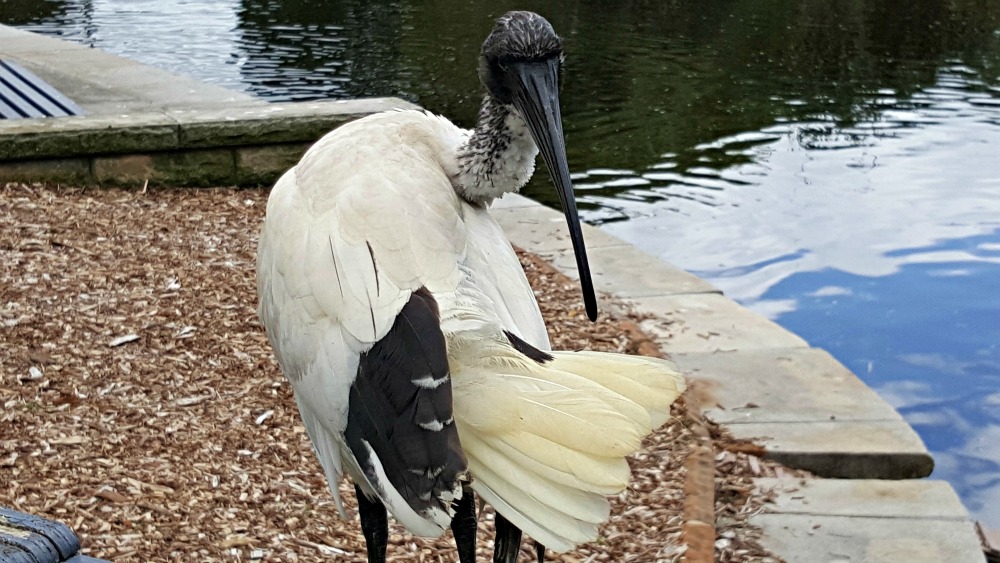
[6, 0, 1000, 529]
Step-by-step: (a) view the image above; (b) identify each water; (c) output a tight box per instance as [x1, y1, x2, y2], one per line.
[4, 0, 1000, 527]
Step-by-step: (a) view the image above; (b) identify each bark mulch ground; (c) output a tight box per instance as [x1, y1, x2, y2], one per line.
[1, 184, 804, 562]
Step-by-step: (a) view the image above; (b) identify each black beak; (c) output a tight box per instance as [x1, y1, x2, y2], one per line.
[510, 58, 598, 321]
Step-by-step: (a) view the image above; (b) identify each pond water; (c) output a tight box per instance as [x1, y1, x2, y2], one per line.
[5, 0, 1000, 528]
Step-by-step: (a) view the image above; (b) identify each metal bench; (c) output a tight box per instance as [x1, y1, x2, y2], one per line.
[0, 59, 84, 119]
[0, 507, 107, 562]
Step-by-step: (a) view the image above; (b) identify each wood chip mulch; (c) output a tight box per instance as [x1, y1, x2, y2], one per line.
[1, 183, 804, 562]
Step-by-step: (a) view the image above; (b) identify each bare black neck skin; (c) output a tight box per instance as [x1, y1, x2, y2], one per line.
[455, 95, 539, 205]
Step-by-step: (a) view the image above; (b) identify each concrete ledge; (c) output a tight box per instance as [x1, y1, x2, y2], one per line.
[673, 348, 906, 424]
[490, 204, 631, 252]
[752, 478, 983, 562]
[755, 477, 969, 519]
[491, 196, 720, 298]
[671, 347, 933, 478]
[0, 100, 415, 185]
[0, 99, 415, 160]
[755, 514, 983, 563]
[0, 157, 91, 184]
[167, 100, 414, 148]
[733, 421, 933, 478]
[0, 113, 181, 159]
[537, 243, 721, 298]
[631, 294, 809, 354]
[0, 24, 417, 186]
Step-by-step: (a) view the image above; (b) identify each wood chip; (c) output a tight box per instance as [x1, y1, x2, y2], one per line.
[27, 349, 53, 364]
[221, 535, 255, 548]
[0, 183, 806, 562]
[18, 366, 43, 382]
[175, 395, 212, 407]
[49, 435, 88, 445]
[94, 490, 129, 503]
[108, 334, 140, 347]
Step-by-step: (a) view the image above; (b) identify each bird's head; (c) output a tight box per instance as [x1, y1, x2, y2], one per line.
[479, 11, 564, 106]
[478, 11, 597, 321]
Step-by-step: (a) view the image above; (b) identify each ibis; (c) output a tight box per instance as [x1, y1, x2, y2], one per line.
[256, 10, 685, 562]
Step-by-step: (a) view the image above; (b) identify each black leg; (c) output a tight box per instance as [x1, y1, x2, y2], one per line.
[534, 541, 546, 562]
[355, 484, 388, 563]
[451, 486, 478, 563]
[493, 512, 522, 563]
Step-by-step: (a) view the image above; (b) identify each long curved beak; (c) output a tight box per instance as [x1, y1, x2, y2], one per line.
[510, 59, 598, 321]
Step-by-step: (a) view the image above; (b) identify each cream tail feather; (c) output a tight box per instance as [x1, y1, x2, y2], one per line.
[448, 336, 686, 552]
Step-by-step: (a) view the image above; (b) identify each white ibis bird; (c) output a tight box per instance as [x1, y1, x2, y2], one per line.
[256, 10, 685, 563]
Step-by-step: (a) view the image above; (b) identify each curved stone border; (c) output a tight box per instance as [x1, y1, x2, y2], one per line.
[0, 98, 417, 186]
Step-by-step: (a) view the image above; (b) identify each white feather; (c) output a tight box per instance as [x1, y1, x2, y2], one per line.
[546, 351, 685, 427]
[471, 432, 631, 495]
[449, 340, 685, 551]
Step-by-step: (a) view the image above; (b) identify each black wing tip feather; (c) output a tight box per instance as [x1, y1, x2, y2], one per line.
[504, 330, 554, 364]
[345, 287, 467, 518]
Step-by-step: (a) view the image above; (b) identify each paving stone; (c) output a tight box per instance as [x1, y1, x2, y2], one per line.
[0, 58, 139, 114]
[149, 149, 237, 187]
[631, 293, 808, 354]
[488, 195, 717, 296]
[235, 143, 312, 185]
[93, 150, 239, 187]
[534, 243, 719, 298]
[0, 158, 91, 184]
[755, 477, 970, 520]
[93, 154, 155, 184]
[725, 420, 933, 478]
[0, 113, 180, 160]
[755, 513, 983, 563]
[96, 67, 256, 109]
[0, 99, 412, 163]
[173, 99, 415, 147]
[752, 478, 984, 562]
[671, 348, 892, 423]
[670, 348, 933, 477]
[491, 203, 631, 252]
[1, 27, 413, 188]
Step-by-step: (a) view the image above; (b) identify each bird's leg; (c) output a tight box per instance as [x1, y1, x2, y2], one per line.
[533, 541, 546, 562]
[451, 486, 478, 563]
[493, 512, 522, 563]
[355, 484, 388, 563]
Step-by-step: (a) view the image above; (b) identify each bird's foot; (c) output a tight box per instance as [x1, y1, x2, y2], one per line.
[355, 484, 388, 563]
[452, 486, 478, 563]
[534, 541, 546, 562]
[493, 512, 522, 563]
